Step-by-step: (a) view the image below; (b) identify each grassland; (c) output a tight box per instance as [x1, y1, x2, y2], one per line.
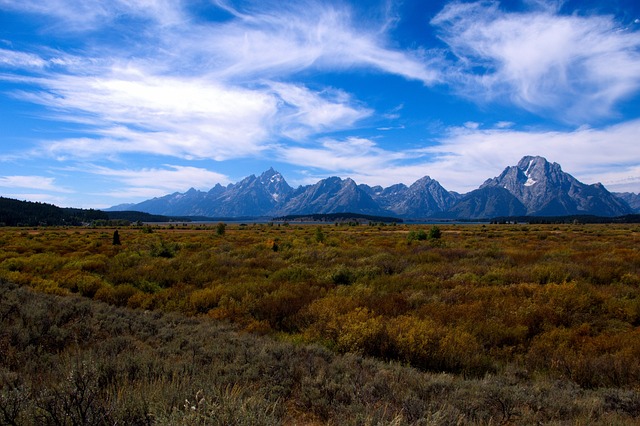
[1, 223, 639, 424]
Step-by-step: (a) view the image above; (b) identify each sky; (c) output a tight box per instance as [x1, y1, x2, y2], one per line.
[1, 0, 639, 208]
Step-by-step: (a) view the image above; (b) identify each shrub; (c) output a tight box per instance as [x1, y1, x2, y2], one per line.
[330, 266, 355, 285]
[428, 226, 442, 240]
[94, 284, 139, 307]
[407, 230, 428, 242]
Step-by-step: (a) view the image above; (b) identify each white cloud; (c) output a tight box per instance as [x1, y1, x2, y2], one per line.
[0, 0, 184, 31]
[495, 121, 514, 129]
[278, 136, 407, 175]
[17, 71, 278, 160]
[432, 1, 640, 122]
[4, 59, 376, 160]
[269, 82, 372, 140]
[2, 0, 407, 163]
[178, 1, 440, 84]
[89, 164, 231, 195]
[0, 175, 71, 192]
[0, 48, 46, 68]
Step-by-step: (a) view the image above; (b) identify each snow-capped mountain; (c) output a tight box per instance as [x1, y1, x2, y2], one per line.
[108, 157, 636, 219]
[112, 168, 292, 217]
[480, 156, 631, 216]
[202, 168, 293, 217]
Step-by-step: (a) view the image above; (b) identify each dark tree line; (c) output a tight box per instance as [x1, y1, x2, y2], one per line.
[0, 197, 108, 226]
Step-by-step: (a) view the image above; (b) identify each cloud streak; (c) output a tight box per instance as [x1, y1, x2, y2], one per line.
[432, 0, 640, 122]
[178, 1, 440, 83]
[89, 165, 231, 199]
[0, 175, 71, 192]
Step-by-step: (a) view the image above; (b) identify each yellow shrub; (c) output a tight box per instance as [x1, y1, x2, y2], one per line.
[189, 286, 225, 314]
[335, 307, 385, 355]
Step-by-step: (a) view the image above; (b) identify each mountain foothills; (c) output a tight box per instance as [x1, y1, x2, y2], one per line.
[110, 156, 637, 219]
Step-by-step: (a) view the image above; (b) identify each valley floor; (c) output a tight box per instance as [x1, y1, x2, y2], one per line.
[1, 223, 639, 424]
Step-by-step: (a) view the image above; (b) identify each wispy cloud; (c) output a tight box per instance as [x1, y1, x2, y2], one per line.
[432, 0, 640, 122]
[278, 136, 409, 181]
[0, 0, 185, 31]
[178, 1, 440, 83]
[21, 71, 278, 160]
[0, 48, 47, 68]
[0, 175, 72, 192]
[93, 164, 228, 188]
[86, 164, 231, 200]
[0, 0, 428, 163]
[269, 82, 372, 140]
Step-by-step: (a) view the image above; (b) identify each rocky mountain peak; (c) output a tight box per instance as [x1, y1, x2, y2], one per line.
[257, 168, 292, 202]
[109, 157, 634, 218]
[482, 155, 630, 216]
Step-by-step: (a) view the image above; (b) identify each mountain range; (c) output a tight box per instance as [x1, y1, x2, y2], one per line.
[108, 156, 638, 219]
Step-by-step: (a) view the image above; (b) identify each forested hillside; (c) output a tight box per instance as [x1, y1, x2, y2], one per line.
[0, 197, 108, 226]
[0, 197, 198, 226]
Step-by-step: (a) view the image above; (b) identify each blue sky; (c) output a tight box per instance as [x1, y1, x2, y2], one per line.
[1, 0, 639, 208]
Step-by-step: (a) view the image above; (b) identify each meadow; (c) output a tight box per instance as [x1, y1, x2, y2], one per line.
[1, 222, 639, 424]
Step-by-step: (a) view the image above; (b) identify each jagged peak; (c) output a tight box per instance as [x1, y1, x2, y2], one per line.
[259, 167, 279, 178]
[517, 155, 546, 170]
[411, 175, 435, 185]
[239, 174, 257, 182]
[516, 155, 564, 176]
[383, 183, 408, 191]
[319, 176, 342, 184]
[410, 176, 445, 191]
[343, 177, 357, 186]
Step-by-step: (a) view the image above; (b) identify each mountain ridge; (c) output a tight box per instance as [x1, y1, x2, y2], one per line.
[107, 156, 637, 219]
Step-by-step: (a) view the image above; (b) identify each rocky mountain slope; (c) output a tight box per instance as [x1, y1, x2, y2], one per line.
[108, 156, 636, 219]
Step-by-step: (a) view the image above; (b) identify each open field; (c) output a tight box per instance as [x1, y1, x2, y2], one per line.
[1, 223, 639, 424]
